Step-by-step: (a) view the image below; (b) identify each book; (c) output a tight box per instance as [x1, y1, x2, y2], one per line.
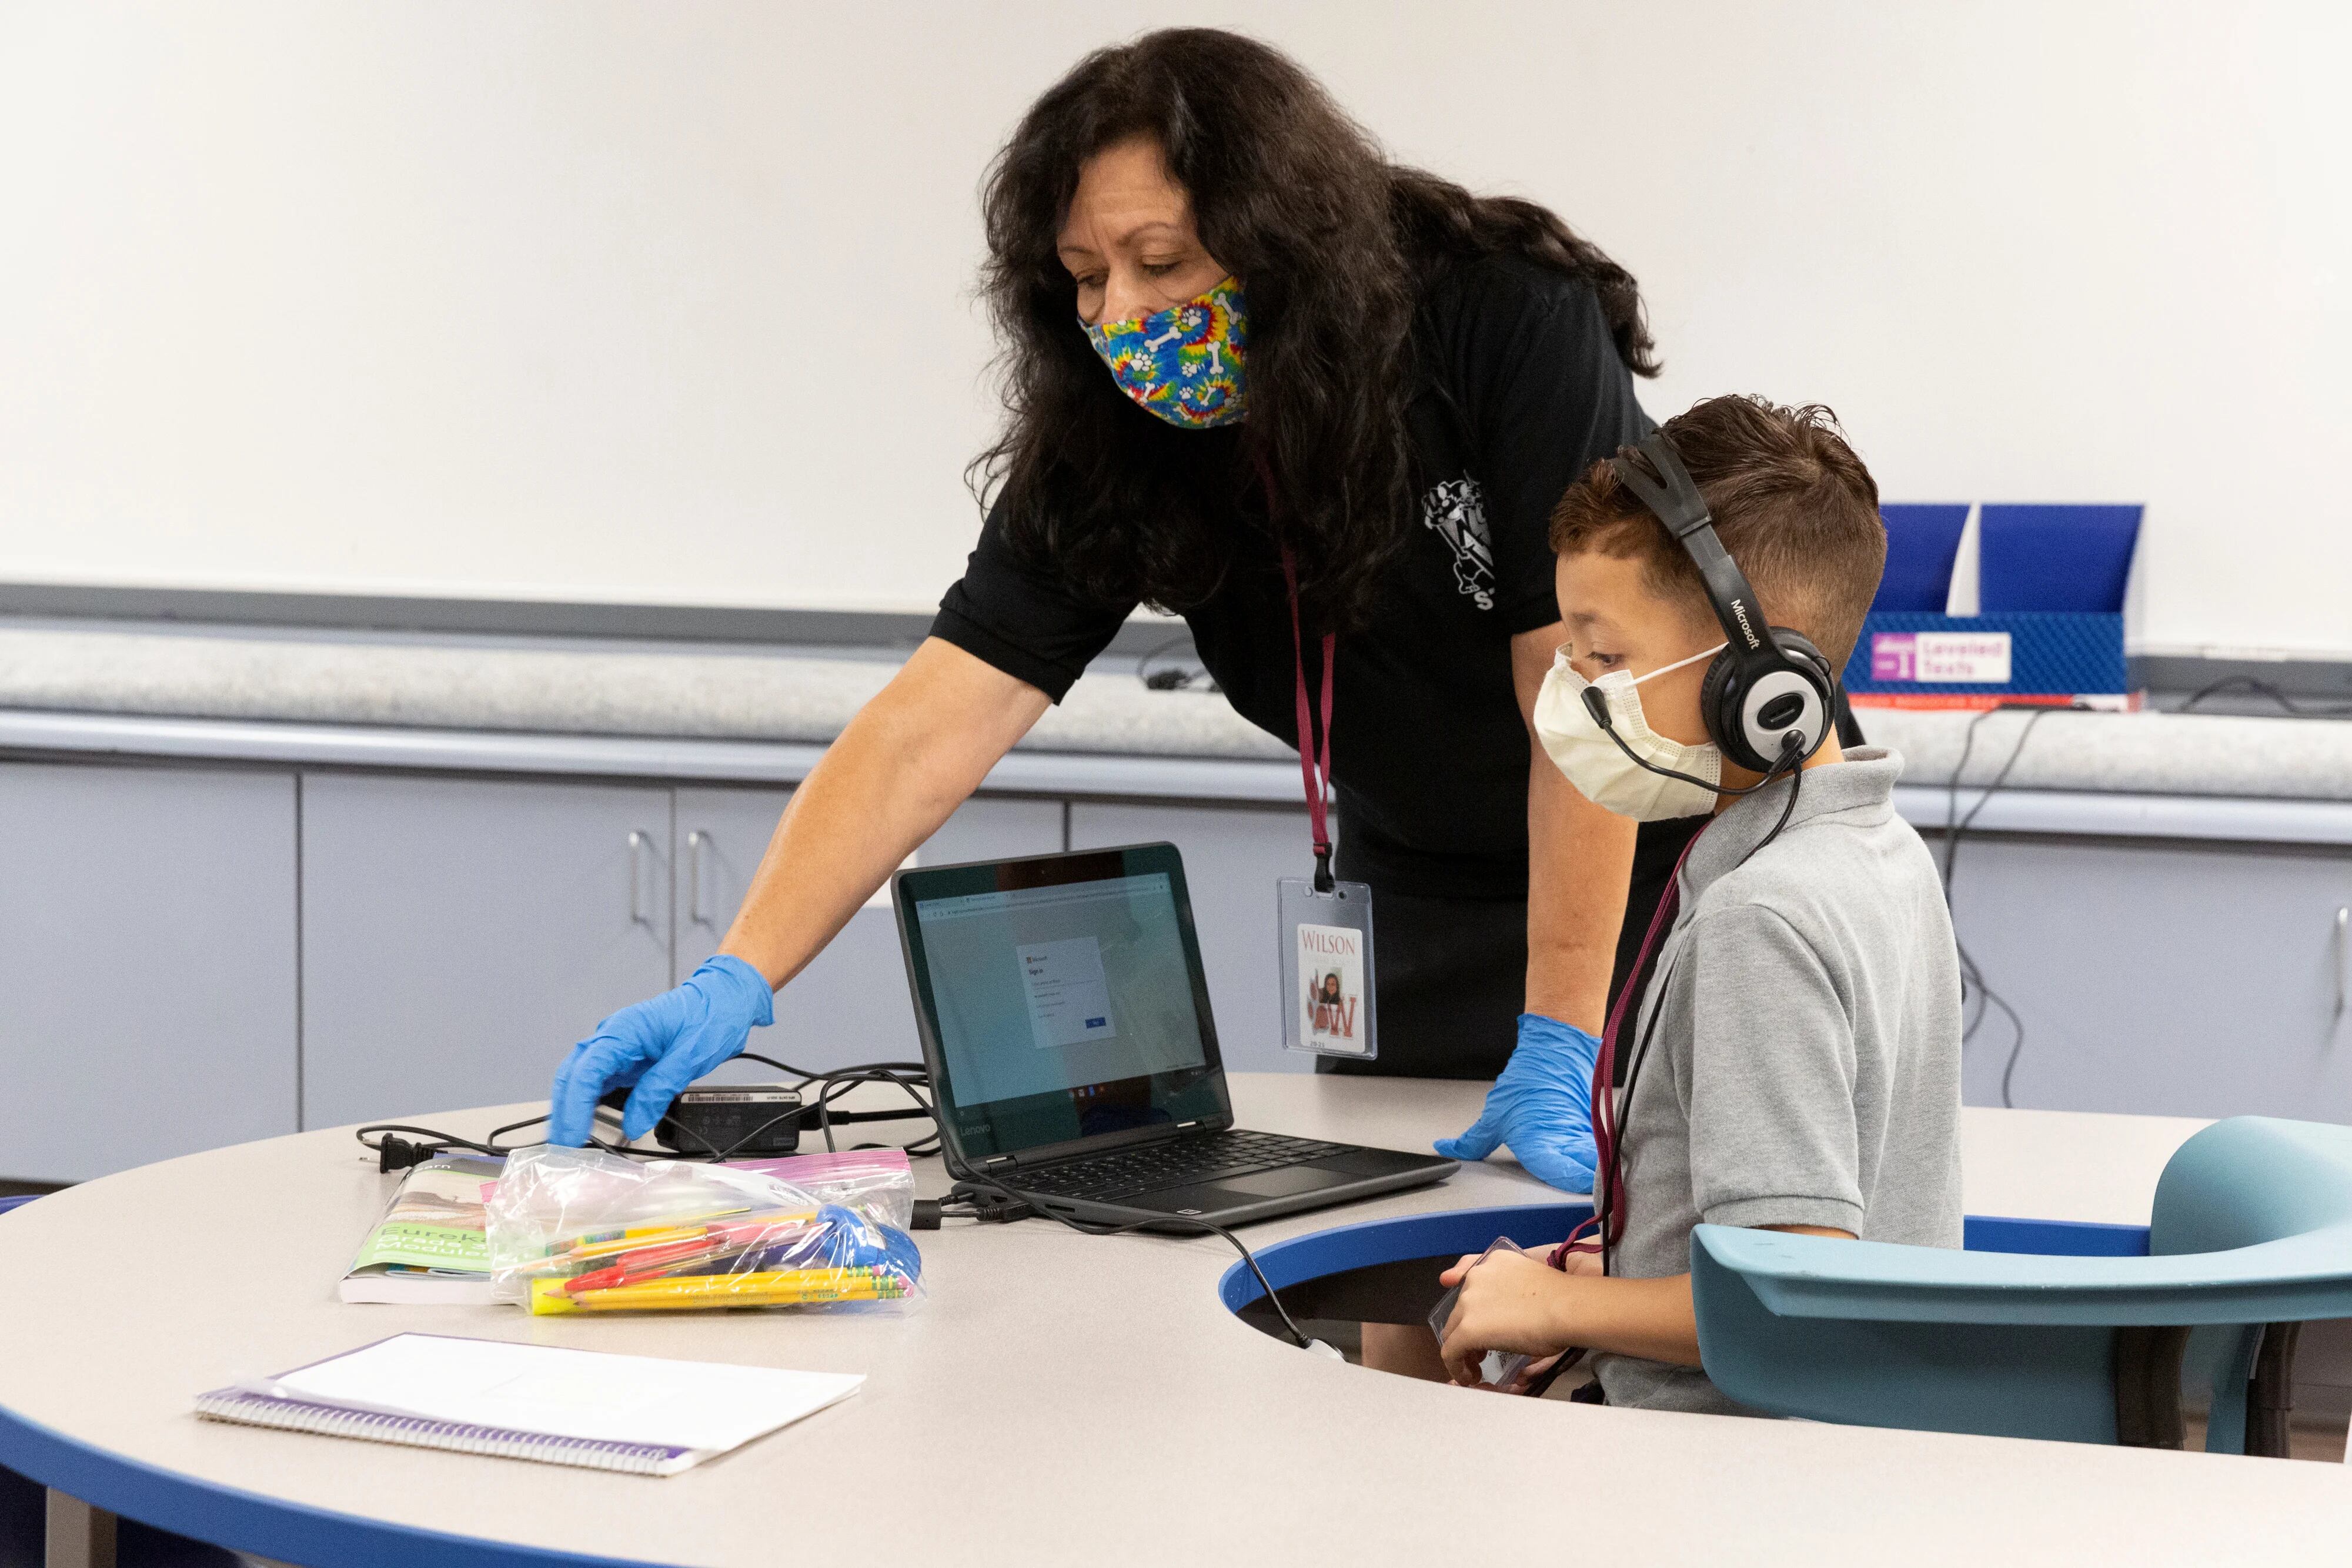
[340, 1153, 502, 1305]
[195, 1333, 863, 1477]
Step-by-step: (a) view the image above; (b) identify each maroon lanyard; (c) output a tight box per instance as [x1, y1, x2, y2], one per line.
[1259, 455, 1337, 893]
[1591, 830, 1706, 1249]
[1552, 827, 1706, 1271]
[1279, 548, 1337, 892]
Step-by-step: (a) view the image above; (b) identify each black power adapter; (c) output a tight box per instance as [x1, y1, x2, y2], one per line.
[652, 1085, 807, 1156]
[596, 1084, 807, 1158]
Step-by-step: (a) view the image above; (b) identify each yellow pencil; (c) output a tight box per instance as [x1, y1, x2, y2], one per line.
[530, 1275, 907, 1315]
[538, 1292, 898, 1315]
[576, 1268, 904, 1300]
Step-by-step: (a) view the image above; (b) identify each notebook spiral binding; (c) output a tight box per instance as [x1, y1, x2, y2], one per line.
[195, 1390, 689, 1475]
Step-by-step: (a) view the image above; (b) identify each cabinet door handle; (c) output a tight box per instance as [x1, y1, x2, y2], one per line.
[2336, 907, 2348, 1021]
[627, 830, 649, 926]
[686, 830, 709, 927]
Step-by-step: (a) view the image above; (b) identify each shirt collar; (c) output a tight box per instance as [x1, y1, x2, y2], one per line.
[1680, 747, 1907, 902]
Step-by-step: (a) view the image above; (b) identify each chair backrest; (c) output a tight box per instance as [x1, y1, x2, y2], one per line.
[2150, 1118, 2352, 1452]
[2152, 1117, 2352, 1255]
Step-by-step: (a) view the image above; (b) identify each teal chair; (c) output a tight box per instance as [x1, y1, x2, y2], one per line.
[1690, 1116, 2352, 1453]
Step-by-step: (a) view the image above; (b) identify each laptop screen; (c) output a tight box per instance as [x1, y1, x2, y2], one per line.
[893, 844, 1228, 1163]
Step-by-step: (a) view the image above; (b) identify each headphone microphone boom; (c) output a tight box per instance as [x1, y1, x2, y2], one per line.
[1581, 681, 1803, 798]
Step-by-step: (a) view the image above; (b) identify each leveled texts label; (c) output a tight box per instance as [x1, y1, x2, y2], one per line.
[1870, 630, 2013, 684]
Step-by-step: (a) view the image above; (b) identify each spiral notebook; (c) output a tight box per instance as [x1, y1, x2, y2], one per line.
[196, 1333, 862, 1477]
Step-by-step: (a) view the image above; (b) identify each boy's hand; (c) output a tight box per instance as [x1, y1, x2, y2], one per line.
[1434, 1248, 1575, 1385]
[1434, 1014, 1600, 1192]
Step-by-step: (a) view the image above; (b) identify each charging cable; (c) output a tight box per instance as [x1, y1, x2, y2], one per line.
[940, 1169, 1333, 1358]
[1940, 704, 2065, 1107]
[356, 1054, 943, 1171]
[2177, 674, 2352, 718]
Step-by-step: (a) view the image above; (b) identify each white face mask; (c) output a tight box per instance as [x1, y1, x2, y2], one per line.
[1533, 643, 1728, 820]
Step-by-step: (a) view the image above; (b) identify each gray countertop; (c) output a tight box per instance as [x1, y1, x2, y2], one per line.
[0, 621, 1289, 762]
[3, 620, 2351, 812]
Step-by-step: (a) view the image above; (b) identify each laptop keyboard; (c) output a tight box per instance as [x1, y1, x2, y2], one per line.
[1001, 1131, 1352, 1202]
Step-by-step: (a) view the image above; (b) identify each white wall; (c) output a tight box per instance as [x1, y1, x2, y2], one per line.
[2, 2, 2346, 655]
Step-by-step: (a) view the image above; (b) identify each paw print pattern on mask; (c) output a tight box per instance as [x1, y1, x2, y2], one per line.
[1083, 276, 1248, 429]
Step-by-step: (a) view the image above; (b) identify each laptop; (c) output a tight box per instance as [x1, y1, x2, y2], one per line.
[890, 842, 1456, 1226]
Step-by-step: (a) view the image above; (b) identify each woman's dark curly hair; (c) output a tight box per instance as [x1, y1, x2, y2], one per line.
[975, 28, 1658, 630]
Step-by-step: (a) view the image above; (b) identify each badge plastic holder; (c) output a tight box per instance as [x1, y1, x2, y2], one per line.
[1427, 1236, 1535, 1389]
[1278, 876, 1375, 1061]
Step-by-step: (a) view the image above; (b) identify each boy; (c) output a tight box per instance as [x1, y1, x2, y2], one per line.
[1436, 395, 1963, 1414]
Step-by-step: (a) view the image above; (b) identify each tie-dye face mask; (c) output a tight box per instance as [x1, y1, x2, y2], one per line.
[1081, 276, 1248, 429]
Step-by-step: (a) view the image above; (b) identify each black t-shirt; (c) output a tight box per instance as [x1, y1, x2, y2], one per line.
[932, 252, 1651, 901]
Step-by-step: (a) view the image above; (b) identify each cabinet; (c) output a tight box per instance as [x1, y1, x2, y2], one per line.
[15, 738, 2352, 1175]
[299, 774, 675, 1129]
[1939, 833, 2352, 1119]
[674, 789, 1063, 1078]
[0, 763, 298, 1181]
[1068, 801, 1314, 1075]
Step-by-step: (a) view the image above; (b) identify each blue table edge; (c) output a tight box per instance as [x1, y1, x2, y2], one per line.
[0, 1402, 676, 1568]
[1218, 1205, 2150, 1311]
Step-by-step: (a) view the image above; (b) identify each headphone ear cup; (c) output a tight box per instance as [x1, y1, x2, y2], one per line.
[1772, 630, 1837, 697]
[1772, 628, 1830, 671]
[1768, 630, 1838, 755]
[1697, 647, 1759, 770]
[1706, 633, 1839, 774]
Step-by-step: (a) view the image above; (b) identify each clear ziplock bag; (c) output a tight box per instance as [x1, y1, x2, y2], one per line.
[485, 1145, 923, 1316]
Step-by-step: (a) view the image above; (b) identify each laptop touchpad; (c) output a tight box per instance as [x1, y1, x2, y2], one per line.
[1209, 1167, 1341, 1199]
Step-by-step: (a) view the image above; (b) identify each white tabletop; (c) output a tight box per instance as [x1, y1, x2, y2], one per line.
[2, 1076, 2338, 1568]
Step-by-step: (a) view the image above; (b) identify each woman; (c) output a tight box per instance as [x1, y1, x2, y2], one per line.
[549, 28, 1695, 1186]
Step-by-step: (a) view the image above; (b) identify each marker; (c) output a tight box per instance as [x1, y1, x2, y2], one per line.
[546, 1209, 816, 1267]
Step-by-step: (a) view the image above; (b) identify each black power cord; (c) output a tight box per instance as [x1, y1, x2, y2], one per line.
[355, 1054, 943, 1171]
[2176, 674, 2352, 718]
[943, 1169, 1321, 1353]
[1939, 703, 2067, 1107]
[1137, 631, 1217, 693]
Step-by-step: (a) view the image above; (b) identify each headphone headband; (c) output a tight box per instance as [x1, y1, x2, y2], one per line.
[1611, 435, 1767, 657]
[1609, 434, 1713, 539]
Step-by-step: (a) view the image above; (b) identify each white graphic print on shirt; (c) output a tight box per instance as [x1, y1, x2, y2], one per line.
[1421, 476, 1495, 610]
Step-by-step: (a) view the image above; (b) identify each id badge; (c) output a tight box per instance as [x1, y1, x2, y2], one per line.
[1278, 877, 1376, 1061]
[1428, 1237, 1535, 1389]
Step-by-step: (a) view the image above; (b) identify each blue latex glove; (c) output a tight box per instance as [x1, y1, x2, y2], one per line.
[1433, 1013, 1601, 1193]
[547, 955, 775, 1145]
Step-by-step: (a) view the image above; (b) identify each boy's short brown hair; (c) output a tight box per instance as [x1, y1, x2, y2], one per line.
[1550, 397, 1886, 669]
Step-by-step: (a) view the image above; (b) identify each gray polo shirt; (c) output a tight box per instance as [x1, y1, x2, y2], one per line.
[1592, 747, 1963, 1415]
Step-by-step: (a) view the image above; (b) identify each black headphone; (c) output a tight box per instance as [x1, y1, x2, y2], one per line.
[1588, 430, 1839, 777]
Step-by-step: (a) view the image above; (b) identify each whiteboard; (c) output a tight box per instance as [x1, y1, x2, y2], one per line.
[1, 1, 2346, 656]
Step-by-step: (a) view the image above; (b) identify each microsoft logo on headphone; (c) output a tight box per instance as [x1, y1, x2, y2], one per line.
[1728, 597, 1762, 651]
